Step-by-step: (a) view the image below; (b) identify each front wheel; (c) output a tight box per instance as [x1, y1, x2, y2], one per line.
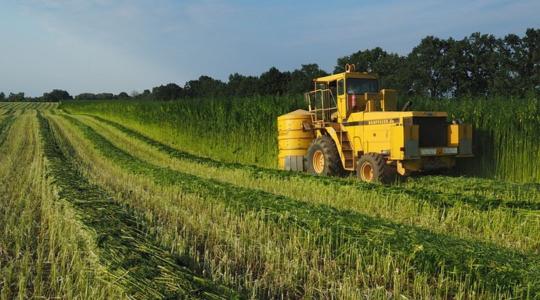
[305, 136, 343, 176]
[357, 153, 394, 183]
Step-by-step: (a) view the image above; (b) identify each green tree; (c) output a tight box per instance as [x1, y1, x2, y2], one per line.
[7, 92, 25, 102]
[75, 93, 97, 100]
[258, 67, 290, 95]
[461, 33, 501, 96]
[117, 92, 130, 99]
[522, 28, 540, 93]
[152, 83, 183, 101]
[227, 73, 259, 97]
[495, 33, 523, 95]
[42, 89, 73, 102]
[443, 38, 470, 97]
[0, 92, 5, 101]
[407, 36, 453, 97]
[287, 64, 328, 94]
[142, 89, 151, 98]
[335, 47, 406, 90]
[184, 76, 226, 98]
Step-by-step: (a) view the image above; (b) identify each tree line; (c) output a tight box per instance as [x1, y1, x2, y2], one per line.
[1, 28, 537, 102]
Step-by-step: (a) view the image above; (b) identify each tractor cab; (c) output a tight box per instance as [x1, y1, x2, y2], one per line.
[305, 64, 397, 126]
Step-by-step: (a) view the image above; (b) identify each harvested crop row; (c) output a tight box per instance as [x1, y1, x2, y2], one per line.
[49, 111, 499, 299]
[85, 114, 540, 208]
[38, 113, 238, 300]
[0, 111, 123, 299]
[43, 102, 59, 110]
[74, 113, 540, 254]
[56, 113, 540, 298]
[401, 175, 540, 208]
[0, 107, 15, 117]
[16, 102, 35, 110]
[4, 102, 23, 110]
[41, 102, 57, 110]
[49, 113, 397, 299]
[0, 114, 15, 147]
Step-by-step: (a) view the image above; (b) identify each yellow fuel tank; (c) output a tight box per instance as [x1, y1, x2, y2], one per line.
[277, 109, 314, 170]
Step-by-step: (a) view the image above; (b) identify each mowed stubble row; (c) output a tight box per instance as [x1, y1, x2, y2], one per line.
[0, 102, 538, 299]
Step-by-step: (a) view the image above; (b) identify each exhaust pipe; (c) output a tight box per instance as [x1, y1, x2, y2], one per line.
[401, 100, 412, 111]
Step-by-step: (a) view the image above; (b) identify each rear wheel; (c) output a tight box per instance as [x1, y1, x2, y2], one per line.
[306, 136, 343, 176]
[357, 153, 394, 183]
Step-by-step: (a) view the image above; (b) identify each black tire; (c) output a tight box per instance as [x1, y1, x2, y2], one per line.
[305, 136, 344, 176]
[356, 153, 394, 183]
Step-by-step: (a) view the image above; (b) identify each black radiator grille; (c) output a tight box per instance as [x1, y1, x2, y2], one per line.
[413, 117, 448, 147]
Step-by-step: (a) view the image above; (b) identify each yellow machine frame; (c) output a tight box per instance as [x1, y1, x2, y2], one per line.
[278, 64, 473, 182]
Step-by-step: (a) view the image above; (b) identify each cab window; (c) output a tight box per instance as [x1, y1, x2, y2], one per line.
[328, 81, 337, 96]
[337, 79, 344, 95]
[316, 83, 327, 90]
[346, 78, 379, 94]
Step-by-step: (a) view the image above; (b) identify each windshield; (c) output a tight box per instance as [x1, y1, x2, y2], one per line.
[346, 78, 379, 94]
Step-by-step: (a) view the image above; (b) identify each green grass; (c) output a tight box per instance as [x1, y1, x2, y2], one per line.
[1, 101, 539, 298]
[58, 112, 540, 298]
[84, 114, 540, 211]
[62, 97, 301, 168]
[412, 96, 540, 183]
[60, 96, 540, 183]
[73, 113, 540, 255]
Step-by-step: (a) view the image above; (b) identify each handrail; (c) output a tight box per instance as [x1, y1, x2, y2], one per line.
[304, 89, 340, 123]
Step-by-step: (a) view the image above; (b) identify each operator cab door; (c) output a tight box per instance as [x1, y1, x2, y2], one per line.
[336, 79, 346, 123]
[343, 77, 364, 153]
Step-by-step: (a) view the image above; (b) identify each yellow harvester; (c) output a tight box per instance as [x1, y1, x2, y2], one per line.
[278, 64, 473, 183]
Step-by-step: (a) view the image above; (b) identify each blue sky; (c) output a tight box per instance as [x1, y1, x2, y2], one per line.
[1, 0, 539, 96]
